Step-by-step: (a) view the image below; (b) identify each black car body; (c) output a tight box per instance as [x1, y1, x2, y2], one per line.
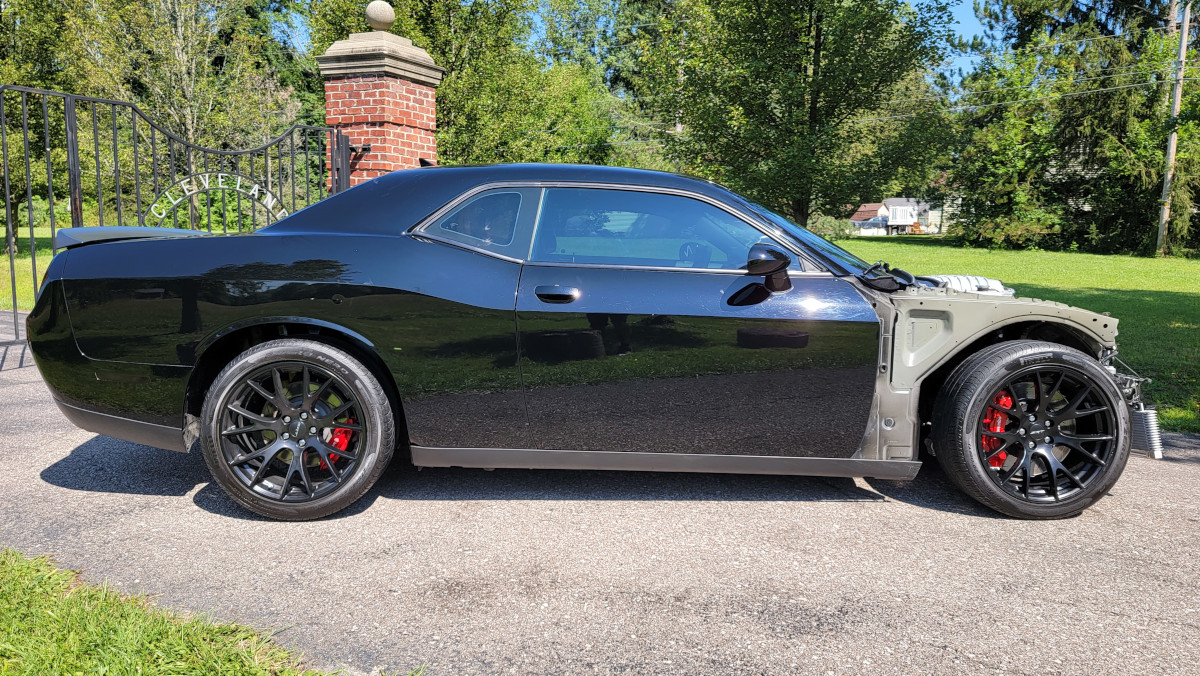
[27, 164, 1144, 519]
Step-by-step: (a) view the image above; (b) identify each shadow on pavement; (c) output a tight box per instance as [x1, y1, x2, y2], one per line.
[40, 436, 208, 497]
[863, 462, 1001, 518]
[188, 481, 386, 521]
[47, 436, 1005, 520]
[191, 464, 889, 523]
[1159, 433, 1200, 465]
[0, 341, 34, 371]
[1161, 453, 1200, 465]
[369, 465, 888, 506]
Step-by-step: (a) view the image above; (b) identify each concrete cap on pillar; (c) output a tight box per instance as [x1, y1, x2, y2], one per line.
[317, 2, 444, 87]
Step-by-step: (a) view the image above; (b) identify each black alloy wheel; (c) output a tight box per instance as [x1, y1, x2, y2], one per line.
[201, 339, 395, 520]
[932, 340, 1131, 519]
[976, 366, 1117, 503]
[219, 361, 364, 502]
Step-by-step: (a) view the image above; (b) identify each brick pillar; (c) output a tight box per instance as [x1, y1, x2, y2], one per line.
[316, 12, 444, 186]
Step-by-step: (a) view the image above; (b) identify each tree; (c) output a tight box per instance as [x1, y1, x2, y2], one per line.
[637, 0, 955, 225]
[531, 0, 674, 169]
[952, 0, 1200, 253]
[309, 0, 614, 165]
[243, 1, 327, 127]
[0, 0, 75, 89]
[945, 43, 1064, 247]
[605, 0, 674, 96]
[976, 0, 1173, 43]
[66, 0, 300, 148]
[1, 0, 77, 253]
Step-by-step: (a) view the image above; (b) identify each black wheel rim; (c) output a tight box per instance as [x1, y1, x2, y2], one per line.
[218, 361, 366, 503]
[977, 365, 1117, 504]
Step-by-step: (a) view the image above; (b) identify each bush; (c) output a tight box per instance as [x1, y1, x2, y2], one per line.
[807, 215, 856, 241]
[9, 195, 69, 231]
[949, 208, 1063, 250]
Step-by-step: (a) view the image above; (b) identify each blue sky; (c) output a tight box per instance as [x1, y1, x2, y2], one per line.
[290, 3, 991, 54]
[952, 1, 987, 41]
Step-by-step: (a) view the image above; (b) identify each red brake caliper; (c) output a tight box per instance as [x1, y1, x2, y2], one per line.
[318, 418, 355, 470]
[981, 391, 1013, 468]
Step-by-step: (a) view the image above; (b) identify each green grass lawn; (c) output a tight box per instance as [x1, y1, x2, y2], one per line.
[1, 226, 53, 312]
[841, 236, 1200, 433]
[0, 548, 325, 675]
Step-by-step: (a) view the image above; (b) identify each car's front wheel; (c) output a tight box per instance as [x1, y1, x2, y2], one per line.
[200, 339, 395, 520]
[931, 340, 1130, 519]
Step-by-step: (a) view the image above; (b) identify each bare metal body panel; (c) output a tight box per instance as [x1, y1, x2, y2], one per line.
[852, 284, 1119, 463]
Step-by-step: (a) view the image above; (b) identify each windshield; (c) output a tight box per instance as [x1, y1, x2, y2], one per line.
[739, 201, 872, 275]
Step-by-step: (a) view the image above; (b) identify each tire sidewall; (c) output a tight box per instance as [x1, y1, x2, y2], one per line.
[952, 343, 1131, 518]
[200, 339, 394, 520]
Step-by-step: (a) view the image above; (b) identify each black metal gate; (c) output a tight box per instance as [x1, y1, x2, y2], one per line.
[1, 84, 352, 342]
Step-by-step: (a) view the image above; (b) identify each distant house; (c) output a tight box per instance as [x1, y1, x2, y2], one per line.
[850, 198, 944, 235]
[883, 198, 919, 231]
[848, 202, 889, 236]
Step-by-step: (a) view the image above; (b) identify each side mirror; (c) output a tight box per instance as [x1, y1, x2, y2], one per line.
[746, 243, 792, 292]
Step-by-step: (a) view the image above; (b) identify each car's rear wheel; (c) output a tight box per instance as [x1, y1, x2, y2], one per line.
[931, 340, 1130, 519]
[200, 339, 395, 520]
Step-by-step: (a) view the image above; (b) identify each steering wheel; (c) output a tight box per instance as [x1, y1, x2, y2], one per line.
[678, 241, 712, 268]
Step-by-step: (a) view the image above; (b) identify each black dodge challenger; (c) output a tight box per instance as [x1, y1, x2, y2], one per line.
[27, 164, 1148, 520]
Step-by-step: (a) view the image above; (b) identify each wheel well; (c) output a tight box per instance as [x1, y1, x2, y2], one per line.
[185, 323, 408, 451]
[915, 320, 1101, 444]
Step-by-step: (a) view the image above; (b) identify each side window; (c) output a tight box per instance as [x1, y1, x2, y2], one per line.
[530, 188, 770, 269]
[423, 188, 540, 258]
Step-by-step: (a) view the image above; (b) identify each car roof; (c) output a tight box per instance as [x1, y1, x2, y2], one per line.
[407, 163, 726, 191]
[266, 163, 743, 237]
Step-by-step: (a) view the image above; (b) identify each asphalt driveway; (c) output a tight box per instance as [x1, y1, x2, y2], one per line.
[1, 342, 1198, 675]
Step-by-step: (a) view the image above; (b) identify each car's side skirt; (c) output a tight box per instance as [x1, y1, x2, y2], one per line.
[53, 397, 187, 453]
[410, 446, 921, 480]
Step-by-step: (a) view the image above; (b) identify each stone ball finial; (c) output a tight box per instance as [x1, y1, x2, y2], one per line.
[365, 1, 395, 31]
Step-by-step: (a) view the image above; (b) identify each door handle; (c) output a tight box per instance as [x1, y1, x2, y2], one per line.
[534, 285, 580, 304]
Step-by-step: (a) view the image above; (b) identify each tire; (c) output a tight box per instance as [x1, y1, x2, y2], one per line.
[200, 339, 395, 520]
[930, 340, 1130, 519]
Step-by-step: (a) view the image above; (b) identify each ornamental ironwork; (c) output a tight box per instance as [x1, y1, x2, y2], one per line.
[0, 84, 352, 340]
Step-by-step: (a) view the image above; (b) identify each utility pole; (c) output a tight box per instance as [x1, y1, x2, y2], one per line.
[1158, 2, 1191, 256]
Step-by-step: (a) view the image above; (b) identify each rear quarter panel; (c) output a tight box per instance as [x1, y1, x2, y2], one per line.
[59, 232, 527, 446]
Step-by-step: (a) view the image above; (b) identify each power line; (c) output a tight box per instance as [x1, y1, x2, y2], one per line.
[532, 36, 664, 55]
[849, 78, 1190, 123]
[527, 72, 1188, 138]
[530, 22, 1189, 126]
[915, 54, 1200, 93]
[541, 25, 1184, 111]
[539, 21, 658, 37]
[547, 78, 1179, 135]
[944, 24, 1174, 62]
[883, 65, 1178, 105]
[550, 139, 664, 150]
[520, 120, 668, 136]
[536, 64, 1189, 133]
[557, 96, 649, 107]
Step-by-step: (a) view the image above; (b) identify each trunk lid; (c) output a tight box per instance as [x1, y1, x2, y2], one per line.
[54, 226, 209, 250]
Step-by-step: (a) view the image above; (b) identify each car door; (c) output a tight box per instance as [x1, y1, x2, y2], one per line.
[392, 187, 539, 449]
[515, 186, 881, 458]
